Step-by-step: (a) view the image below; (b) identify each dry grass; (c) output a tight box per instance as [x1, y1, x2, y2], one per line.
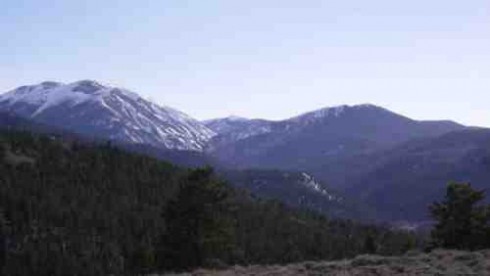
[3, 147, 35, 166]
[164, 250, 490, 276]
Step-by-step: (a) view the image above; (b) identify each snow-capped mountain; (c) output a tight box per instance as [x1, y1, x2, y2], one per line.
[0, 80, 215, 151]
[206, 104, 464, 170]
[288, 104, 377, 125]
[205, 104, 405, 145]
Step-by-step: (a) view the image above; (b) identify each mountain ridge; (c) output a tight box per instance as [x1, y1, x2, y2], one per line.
[3, 80, 486, 222]
[0, 80, 215, 151]
[204, 103, 465, 170]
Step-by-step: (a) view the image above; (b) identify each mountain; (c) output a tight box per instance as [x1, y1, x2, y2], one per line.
[206, 104, 464, 173]
[343, 128, 490, 221]
[205, 105, 486, 222]
[0, 80, 215, 151]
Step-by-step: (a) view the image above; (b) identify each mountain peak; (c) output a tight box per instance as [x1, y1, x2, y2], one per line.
[291, 104, 350, 121]
[310, 105, 349, 117]
[40, 81, 63, 88]
[0, 80, 215, 151]
[353, 103, 380, 108]
[72, 79, 103, 86]
[204, 115, 249, 124]
[70, 80, 106, 94]
[224, 115, 249, 122]
[2, 80, 146, 110]
[289, 104, 393, 123]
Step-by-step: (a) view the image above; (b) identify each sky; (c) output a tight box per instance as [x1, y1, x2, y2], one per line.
[1, 0, 489, 126]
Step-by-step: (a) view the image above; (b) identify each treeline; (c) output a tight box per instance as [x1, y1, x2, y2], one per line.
[0, 130, 415, 275]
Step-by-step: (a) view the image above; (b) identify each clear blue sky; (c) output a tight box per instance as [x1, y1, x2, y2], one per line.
[1, 0, 489, 126]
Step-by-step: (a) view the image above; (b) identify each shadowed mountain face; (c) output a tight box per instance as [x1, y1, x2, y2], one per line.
[205, 104, 464, 172]
[0, 111, 93, 141]
[205, 105, 490, 222]
[0, 111, 216, 168]
[0, 111, 41, 130]
[214, 126, 490, 222]
[220, 169, 370, 220]
[0, 80, 215, 151]
[343, 128, 490, 221]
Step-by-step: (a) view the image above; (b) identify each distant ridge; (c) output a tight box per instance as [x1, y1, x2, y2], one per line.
[204, 103, 464, 169]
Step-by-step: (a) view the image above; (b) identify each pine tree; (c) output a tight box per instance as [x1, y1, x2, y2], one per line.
[430, 182, 490, 250]
[363, 234, 377, 254]
[157, 168, 234, 270]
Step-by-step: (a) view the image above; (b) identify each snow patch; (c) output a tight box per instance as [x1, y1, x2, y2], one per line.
[0, 80, 216, 151]
[300, 172, 341, 202]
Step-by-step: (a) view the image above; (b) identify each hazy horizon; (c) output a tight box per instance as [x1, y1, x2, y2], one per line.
[1, 1, 489, 126]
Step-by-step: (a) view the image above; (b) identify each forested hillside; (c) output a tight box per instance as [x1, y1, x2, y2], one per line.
[0, 130, 415, 275]
[221, 169, 370, 220]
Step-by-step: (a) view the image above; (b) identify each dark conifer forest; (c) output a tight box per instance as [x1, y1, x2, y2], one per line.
[0, 130, 416, 275]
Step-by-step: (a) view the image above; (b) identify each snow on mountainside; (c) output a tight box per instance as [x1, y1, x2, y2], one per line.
[204, 116, 272, 144]
[0, 80, 215, 151]
[206, 103, 465, 171]
[204, 116, 250, 134]
[221, 169, 362, 219]
[205, 104, 400, 143]
[204, 104, 409, 153]
[300, 172, 342, 202]
[288, 104, 380, 124]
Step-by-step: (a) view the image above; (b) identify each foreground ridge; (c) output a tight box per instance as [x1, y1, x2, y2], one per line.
[171, 250, 490, 276]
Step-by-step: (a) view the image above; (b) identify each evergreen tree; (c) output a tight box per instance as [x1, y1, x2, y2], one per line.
[0, 210, 8, 274]
[157, 168, 234, 270]
[363, 234, 377, 254]
[430, 182, 490, 250]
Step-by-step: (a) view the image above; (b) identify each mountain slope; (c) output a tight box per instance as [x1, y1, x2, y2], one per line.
[204, 116, 273, 153]
[221, 169, 370, 219]
[206, 104, 464, 171]
[0, 111, 49, 132]
[343, 128, 490, 221]
[204, 116, 272, 140]
[205, 105, 478, 222]
[0, 80, 215, 151]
